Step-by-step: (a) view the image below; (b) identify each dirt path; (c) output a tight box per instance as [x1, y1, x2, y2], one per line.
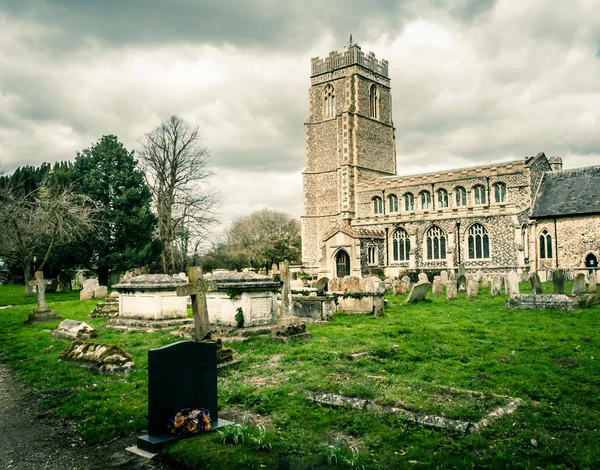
[0, 365, 169, 470]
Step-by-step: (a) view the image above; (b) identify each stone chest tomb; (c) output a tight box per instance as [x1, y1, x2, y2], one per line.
[205, 270, 279, 327]
[112, 274, 188, 320]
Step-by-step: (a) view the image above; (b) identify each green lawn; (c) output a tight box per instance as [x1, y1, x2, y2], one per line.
[0, 283, 598, 469]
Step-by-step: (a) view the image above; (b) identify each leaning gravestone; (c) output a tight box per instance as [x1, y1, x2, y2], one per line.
[135, 341, 232, 453]
[553, 269, 565, 294]
[572, 273, 586, 295]
[315, 277, 329, 292]
[59, 341, 134, 374]
[52, 320, 97, 340]
[589, 273, 597, 293]
[457, 275, 467, 292]
[24, 271, 62, 324]
[432, 276, 443, 295]
[466, 279, 478, 299]
[446, 281, 457, 300]
[507, 271, 520, 297]
[530, 272, 543, 294]
[491, 276, 503, 296]
[406, 282, 431, 303]
[80, 279, 100, 300]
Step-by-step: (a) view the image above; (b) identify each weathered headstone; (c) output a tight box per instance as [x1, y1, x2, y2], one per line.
[458, 264, 466, 277]
[507, 271, 520, 297]
[176, 266, 217, 341]
[392, 280, 402, 295]
[272, 322, 312, 342]
[345, 276, 361, 292]
[475, 270, 483, 283]
[457, 275, 467, 292]
[589, 273, 598, 293]
[52, 320, 97, 340]
[553, 269, 565, 294]
[46, 278, 59, 294]
[59, 341, 134, 374]
[94, 286, 108, 299]
[405, 282, 430, 303]
[24, 271, 61, 324]
[58, 272, 72, 292]
[136, 341, 231, 454]
[80, 279, 100, 300]
[432, 276, 443, 295]
[467, 279, 478, 299]
[572, 273, 586, 295]
[281, 261, 292, 315]
[491, 276, 503, 296]
[440, 270, 449, 283]
[530, 272, 543, 294]
[401, 275, 411, 292]
[481, 275, 489, 289]
[418, 272, 429, 283]
[445, 281, 457, 300]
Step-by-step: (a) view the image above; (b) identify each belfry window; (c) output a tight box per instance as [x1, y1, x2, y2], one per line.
[372, 196, 383, 214]
[426, 226, 447, 261]
[388, 194, 398, 212]
[420, 191, 432, 210]
[473, 185, 487, 205]
[404, 193, 414, 211]
[367, 246, 377, 265]
[324, 84, 335, 118]
[467, 223, 490, 259]
[539, 229, 553, 259]
[369, 84, 379, 119]
[392, 228, 410, 262]
[437, 189, 448, 208]
[455, 187, 467, 206]
[493, 182, 506, 203]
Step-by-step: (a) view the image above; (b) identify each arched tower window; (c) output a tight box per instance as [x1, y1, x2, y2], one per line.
[473, 185, 487, 205]
[369, 84, 379, 119]
[539, 229, 553, 259]
[493, 182, 506, 203]
[324, 84, 335, 119]
[420, 191, 432, 210]
[403, 193, 414, 211]
[372, 196, 383, 214]
[467, 223, 490, 259]
[426, 226, 447, 261]
[437, 188, 449, 208]
[392, 228, 410, 261]
[455, 187, 467, 206]
[388, 194, 398, 212]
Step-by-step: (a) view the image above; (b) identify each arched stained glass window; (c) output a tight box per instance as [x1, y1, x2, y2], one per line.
[455, 187, 467, 206]
[437, 189, 448, 208]
[392, 228, 410, 261]
[426, 226, 446, 260]
[420, 191, 432, 210]
[404, 193, 414, 211]
[473, 185, 487, 205]
[372, 196, 383, 215]
[324, 84, 335, 118]
[388, 194, 398, 212]
[467, 223, 490, 259]
[493, 182, 506, 203]
[539, 229, 553, 259]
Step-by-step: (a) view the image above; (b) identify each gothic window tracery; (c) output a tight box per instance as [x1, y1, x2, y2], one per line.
[403, 193, 414, 211]
[473, 185, 487, 205]
[493, 182, 507, 203]
[369, 84, 379, 119]
[392, 228, 410, 262]
[372, 196, 383, 214]
[437, 189, 449, 208]
[420, 191, 432, 210]
[324, 84, 335, 119]
[539, 229, 553, 259]
[467, 223, 490, 259]
[426, 226, 447, 261]
[388, 194, 398, 212]
[455, 186, 467, 206]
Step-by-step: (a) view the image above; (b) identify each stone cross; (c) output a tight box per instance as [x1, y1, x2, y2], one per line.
[176, 266, 216, 341]
[29, 271, 51, 311]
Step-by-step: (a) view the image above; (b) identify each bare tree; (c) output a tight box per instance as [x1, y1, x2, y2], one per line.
[0, 185, 100, 295]
[138, 116, 217, 273]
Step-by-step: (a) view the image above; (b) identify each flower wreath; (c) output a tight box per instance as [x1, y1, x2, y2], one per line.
[167, 407, 211, 436]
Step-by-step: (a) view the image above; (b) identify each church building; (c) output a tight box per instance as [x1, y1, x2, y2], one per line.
[301, 44, 600, 279]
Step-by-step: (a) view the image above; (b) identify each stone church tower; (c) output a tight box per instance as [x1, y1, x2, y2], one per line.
[301, 44, 396, 272]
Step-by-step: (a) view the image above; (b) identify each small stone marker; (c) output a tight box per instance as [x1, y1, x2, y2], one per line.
[52, 320, 97, 340]
[457, 275, 467, 292]
[392, 279, 402, 295]
[406, 282, 431, 303]
[553, 269, 565, 294]
[80, 279, 100, 300]
[59, 341, 134, 374]
[24, 271, 61, 324]
[445, 281, 457, 300]
[481, 275, 489, 289]
[176, 266, 217, 341]
[507, 271, 520, 297]
[572, 273, 586, 295]
[467, 279, 478, 299]
[530, 272, 543, 294]
[589, 273, 597, 293]
[136, 341, 232, 454]
[401, 275, 411, 292]
[440, 270, 449, 282]
[491, 276, 503, 296]
[93, 286, 108, 298]
[418, 272, 429, 283]
[432, 276, 443, 295]
[315, 277, 329, 291]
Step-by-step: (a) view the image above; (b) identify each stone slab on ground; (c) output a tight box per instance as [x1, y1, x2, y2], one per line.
[59, 341, 135, 374]
[51, 320, 97, 341]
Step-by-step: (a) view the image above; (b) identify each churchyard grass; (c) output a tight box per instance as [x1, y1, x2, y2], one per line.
[0, 282, 599, 468]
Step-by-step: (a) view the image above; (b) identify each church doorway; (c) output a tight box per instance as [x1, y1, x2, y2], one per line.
[585, 253, 598, 268]
[336, 250, 350, 278]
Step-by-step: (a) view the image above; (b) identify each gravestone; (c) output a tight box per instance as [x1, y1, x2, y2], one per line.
[80, 279, 100, 300]
[530, 272, 543, 294]
[432, 276, 443, 295]
[46, 278, 59, 294]
[176, 266, 217, 341]
[572, 273, 586, 295]
[589, 273, 597, 293]
[445, 281, 457, 300]
[52, 320, 97, 340]
[272, 322, 312, 342]
[405, 282, 430, 303]
[281, 261, 292, 315]
[109, 271, 120, 287]
[491, 276, 503, 296]
[481, 275, 489, 289]
[507, 271, 520, 297]
[136, 341, 232, 453]
[457, 275, 467, 292]
[418, 273, 429, 283]
[467, 279, 478, 299]
[401, 275, 411, 292]
[58, 272, 72, 292]
[59, 341, 134, 374]
[553, 269, 565, 294]
[94, 286, 108, 298]
[24, 271, 61, 324]
[345, 276, 361, 292]
[458, 264, 466, 277]
[392, 280, 402, 295]
[440, 270, 449, 283]
[475, 270, 483, 283]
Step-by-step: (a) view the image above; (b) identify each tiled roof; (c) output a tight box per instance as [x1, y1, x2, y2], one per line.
[531, 166, 600, 218]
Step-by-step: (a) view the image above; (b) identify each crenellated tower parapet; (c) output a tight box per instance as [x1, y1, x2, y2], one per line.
[310, 45, 389, 86]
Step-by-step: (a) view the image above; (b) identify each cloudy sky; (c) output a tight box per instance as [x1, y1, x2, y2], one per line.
[1, 0, 599, 238]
